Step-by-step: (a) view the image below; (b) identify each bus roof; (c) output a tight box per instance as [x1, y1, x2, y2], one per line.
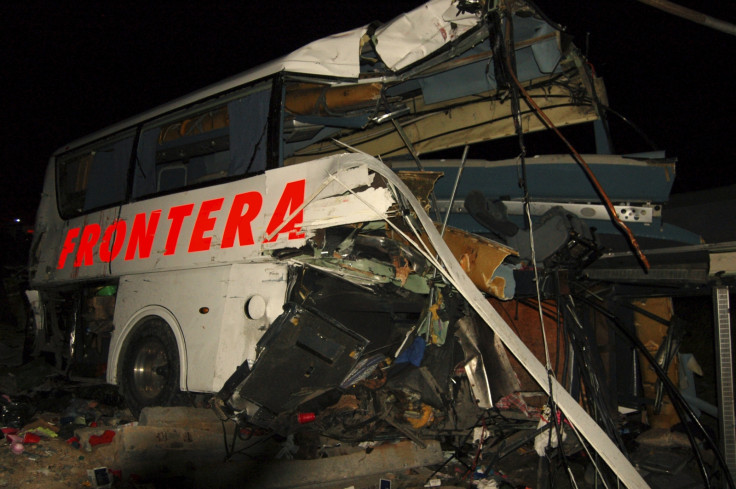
[54, 0, 482, 156]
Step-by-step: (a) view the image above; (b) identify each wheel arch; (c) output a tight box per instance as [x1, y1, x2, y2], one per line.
[107, 305, 188, 391]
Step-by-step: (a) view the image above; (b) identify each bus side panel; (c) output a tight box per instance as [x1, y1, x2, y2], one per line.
[29, 161, 58, 287]
[108, 266, 230, 392]
[54, 208, 122, 279]
[108, 263, 288, 393]
[109, 171, 265, 276]
[37, 157, 339, 287]
[213, 262, 288, 390]
[53, 160, 324, 284]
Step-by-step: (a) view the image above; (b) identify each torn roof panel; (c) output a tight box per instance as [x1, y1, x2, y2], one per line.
[57, 0, 586, 154]
[277, 26, 367, 78]
[415, 32, 563, 106]
[372, 0, 481, 72]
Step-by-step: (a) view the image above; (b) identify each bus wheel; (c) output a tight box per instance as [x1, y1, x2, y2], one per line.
[120, 317, 180, 417]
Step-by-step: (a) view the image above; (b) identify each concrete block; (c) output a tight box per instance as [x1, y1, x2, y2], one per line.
[113, 422, 279, 481]
[138, 406, 223, 433]
[193, 439, 445, 489]
[118, 407, 445, 488]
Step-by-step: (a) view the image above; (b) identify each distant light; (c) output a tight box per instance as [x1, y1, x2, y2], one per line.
[14, 218, 21, 223]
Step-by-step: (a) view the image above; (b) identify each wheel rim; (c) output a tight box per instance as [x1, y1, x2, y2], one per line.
[131, 337, 170, 401]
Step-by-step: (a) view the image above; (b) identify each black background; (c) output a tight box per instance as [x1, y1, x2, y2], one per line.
[3, 1, 735, 224]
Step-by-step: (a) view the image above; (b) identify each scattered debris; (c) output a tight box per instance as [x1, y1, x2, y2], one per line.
[3, 0, 736, 488]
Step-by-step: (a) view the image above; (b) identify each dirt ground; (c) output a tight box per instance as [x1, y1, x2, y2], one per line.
[0, 319, 126, 488]
[0, 428, 117, 488]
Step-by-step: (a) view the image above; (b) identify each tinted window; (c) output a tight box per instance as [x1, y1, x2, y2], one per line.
[132, 83, 271, 199]
[56, 132, 134, 218]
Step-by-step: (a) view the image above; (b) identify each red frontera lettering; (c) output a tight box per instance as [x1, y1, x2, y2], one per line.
[124, 211, 162, 261]
[56, 180, 306, 269]
[221, 191, 262, 248]
[164, 204, 194, 255]
[264, 180, 306, 242]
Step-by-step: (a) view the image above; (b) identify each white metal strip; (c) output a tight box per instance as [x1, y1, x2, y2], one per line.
[714, 286, 736, 478]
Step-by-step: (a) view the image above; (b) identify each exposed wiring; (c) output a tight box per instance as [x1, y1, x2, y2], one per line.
[500, 6, 650, 272]
[524, 0, 567, 32]
[573, 288, 736, 489]
[465, 420, 487, 479]
[222, 419, 238, 461]
[554, 273, 563, 382]
[499, 10, 581, 488]
[567, 421, 612, 489]
[563, 297, 626, 451]
[426, 409, 491, 484]
[221, 421, 276, 462]
[499, 7, 554, 375]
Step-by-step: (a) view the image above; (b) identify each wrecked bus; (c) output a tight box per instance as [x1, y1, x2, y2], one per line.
[26, 0, 602, 395]
[26, 0, 572, 408]
[28, 1, 733, 487]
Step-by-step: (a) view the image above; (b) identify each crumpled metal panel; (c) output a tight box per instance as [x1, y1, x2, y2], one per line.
[278, 26, 367, 78]
[456, 315, 521, 409]
[440, 226, 518, 300]
[273, 0, 483, 78]
[216, 154, 648, 488]
[373, 0, 480, 72]
[331, 155, 649, 489]
[229, 303, 369, 418]
[396, 171, 444, 213]
[274, 0, 487, 77]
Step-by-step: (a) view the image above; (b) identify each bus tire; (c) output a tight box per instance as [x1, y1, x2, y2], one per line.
[119, 317, 180, 417]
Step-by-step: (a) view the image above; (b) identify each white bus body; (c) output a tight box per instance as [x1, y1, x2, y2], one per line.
[25, 2, 650, 485]
[28, 0, 598, 398]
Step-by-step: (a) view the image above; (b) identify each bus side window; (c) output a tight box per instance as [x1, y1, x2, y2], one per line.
[133, 128, 160, 198]
[132, 85, 271, 200]
[84, 137, 133, 210]
[57, 153, 91, 217]
[228, 88, 270, 175]
[56, 135, 133, 218]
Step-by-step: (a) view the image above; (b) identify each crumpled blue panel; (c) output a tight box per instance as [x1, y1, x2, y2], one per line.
[395, 336, 426, 367]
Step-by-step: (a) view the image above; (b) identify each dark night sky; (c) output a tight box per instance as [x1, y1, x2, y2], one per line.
[2, 1, 735, 225]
